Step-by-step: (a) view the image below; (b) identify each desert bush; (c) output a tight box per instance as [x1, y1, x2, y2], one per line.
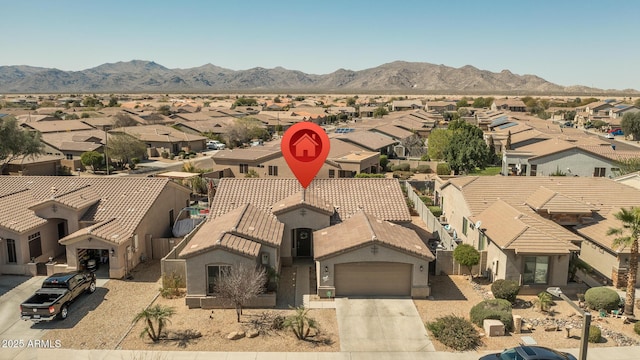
[469, 299, 513, 332]
[426, 315, 480, 351]
[634, 321, 640, 335]
[588, 325, 601, 343]
[391, 163, 411, 172]
[160, 271, 185, 298]
[392, 171, 413, 180]
[491, 279, 521, 303]
[161, 151, 169, 159]
[416, 164, 431, 173]
[584, 287, 620, 311]
[428, 206, 442, 218]
[534, 291, 553, 312]
[436, 163, 451, 175]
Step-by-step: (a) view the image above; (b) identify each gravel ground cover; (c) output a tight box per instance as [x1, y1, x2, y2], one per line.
[415, 275, 640, 352]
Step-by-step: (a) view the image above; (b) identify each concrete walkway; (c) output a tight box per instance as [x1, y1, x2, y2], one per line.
[335, 298, 435, 352]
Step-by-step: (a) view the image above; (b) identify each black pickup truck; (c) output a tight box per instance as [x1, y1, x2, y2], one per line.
[20, 272, 96, 322]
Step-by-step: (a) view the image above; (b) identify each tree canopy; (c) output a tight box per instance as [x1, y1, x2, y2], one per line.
[441, 120, 490, 174]
[226, 117, 270, 148]
[426, 129, 452, 161]
[0, 117, 44, 173]
[214, 263, 266, 322]
[233, 97, 258, 107]
[453, 244, 480, 275]
[107, 133, 147, 167]
[80, 151, 104, 172]
[373, 106, 388, 118]
[621, 112, 640, 140]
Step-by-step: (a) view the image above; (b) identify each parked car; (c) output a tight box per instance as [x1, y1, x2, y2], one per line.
[20, 272, 96, 322]
[479, 345, 577, 360]
[610, 129, 624, 136]
[206, 140, 225, 150]
[605, 133, 615, 139]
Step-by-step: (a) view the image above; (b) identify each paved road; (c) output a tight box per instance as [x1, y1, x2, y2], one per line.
[335, 298, 435, 352]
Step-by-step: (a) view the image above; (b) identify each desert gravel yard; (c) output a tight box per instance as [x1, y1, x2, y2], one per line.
[39, 260, 162, 349]
[40, 261, 339, 352]
[415, 275, 640, 352]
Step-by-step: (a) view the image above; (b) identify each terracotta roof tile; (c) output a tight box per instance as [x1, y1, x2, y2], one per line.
[0, 177, 184, 243]
[211, 178, 411, 223]
[475, 200, 580, 254]
[272, 190, 334, 216]
[525, 187, 597, 214]
[314, 211, 433, 260]
[180, 203, 281, 258]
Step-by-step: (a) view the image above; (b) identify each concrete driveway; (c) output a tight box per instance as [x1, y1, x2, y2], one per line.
[335, 298, 435, 352]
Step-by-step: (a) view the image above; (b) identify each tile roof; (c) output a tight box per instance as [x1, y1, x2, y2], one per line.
[371, 124, 414, 140]
[313, 211, 434, 260]
[334, 131, 396, 151]
[475, 200, 580, 254]
[22, 120, 95, 133]
[111, 125, 206, 142]
[443, 176, 640, 253]
[41, 129, 106, 150]
[179, 203, 282, 258]
[0, 177, 185, 243]
[525, 187, 597, 214]
[211, 178, 411, 223]
[272, 190, 335, 216]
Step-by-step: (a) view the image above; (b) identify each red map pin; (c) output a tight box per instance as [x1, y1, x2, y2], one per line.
[281, 122, 330, 188]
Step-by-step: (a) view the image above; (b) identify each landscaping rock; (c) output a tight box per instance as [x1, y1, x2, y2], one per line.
[247, 329, 259, 338]
[227, 331, 246, 340]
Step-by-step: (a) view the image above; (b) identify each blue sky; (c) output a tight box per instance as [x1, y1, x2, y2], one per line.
[1, 0, 638, 90]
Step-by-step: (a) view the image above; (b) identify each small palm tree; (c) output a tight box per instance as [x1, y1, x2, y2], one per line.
[133, 304, 176, 342]
[607, 207, 640, 316]
[284, 306, 318, 340]
[536, 291, 553, 312]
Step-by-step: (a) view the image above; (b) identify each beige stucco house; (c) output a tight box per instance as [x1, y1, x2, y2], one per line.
[435, 176, 640, 292]
[179, 178, 434, 307]
[0, 177, 191, 278]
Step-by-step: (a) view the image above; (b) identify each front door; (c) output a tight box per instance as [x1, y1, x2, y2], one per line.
[295, 228, 312, 257]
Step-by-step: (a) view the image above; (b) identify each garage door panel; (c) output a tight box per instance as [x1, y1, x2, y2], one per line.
[334, 262, 411, 297]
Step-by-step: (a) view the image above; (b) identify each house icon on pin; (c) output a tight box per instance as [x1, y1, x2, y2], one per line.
[292, 133, 319, 159]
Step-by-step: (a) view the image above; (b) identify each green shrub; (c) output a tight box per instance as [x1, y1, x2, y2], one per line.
[419, 196, 433, 206]
[436, 163, 451, 175]
[469, 299, 513, 332]
[392, 171, 413, 180]
[426, 315, 480, 351]
[416, 164, 431, 173]
[428, 206, 442, 218]
[491, 279, 521, 303]
[160, 151, 169, 159]
[588, 325, 601, 343]
[584, 287, 621, 311]
[391, 163, 411, 172]
[634, 321, 640, 335]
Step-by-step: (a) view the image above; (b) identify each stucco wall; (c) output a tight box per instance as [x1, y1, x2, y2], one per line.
[577, 239, 640, 286]
[316, 244, 431, 298]
[184, 249, 256, 297]
[275, 208, 330, 262]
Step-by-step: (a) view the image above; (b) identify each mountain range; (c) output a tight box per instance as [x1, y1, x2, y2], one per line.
[0, 60, 634, 94]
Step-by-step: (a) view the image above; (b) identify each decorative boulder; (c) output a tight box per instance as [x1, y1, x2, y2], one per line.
[227, 331, 246, 340]
[247, 329, 259, 338]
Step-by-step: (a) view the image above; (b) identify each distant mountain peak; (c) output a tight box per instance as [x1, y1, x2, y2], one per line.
[0, 60, 633, 93]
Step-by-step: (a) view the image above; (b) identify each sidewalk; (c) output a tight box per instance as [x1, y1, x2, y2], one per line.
[30, 346, 640, 360]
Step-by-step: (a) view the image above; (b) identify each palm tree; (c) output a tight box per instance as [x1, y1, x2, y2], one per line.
[607, 207, 640, 316]
[133, 304, 176, 342]
[284, 306, 318, 340]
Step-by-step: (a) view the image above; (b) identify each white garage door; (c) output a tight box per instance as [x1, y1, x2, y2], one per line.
[334, 262, 412, 297]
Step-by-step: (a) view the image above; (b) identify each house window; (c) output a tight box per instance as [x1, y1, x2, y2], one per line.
[239, 164, 248, 174]
[523, 256, 549, 285]
[207, 265, 231, 295]
[28, 232, 42, 260]
[530, 165, 537, 176]
[329, 170, 335, 178]
[478, 232, 486, 251]
[268, 165, 278, 176]
[462, 217, 468, 236]
[6, 239, 17, 263]
[338, 170, 354, 178]
[593, 167, 606, 177]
